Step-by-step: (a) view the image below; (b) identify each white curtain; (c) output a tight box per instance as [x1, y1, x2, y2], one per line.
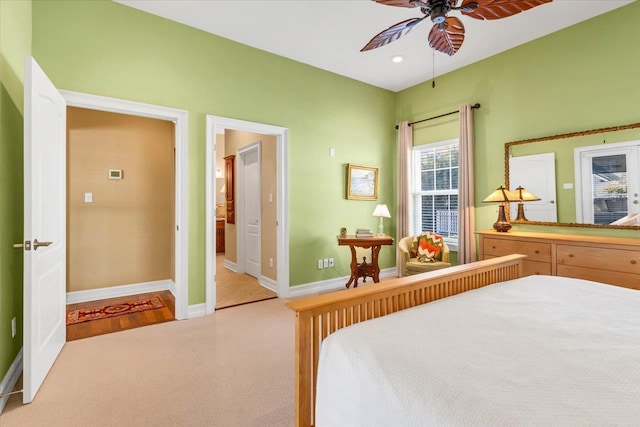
[458, 105, 476, 264]
[396, 121, 412, 276]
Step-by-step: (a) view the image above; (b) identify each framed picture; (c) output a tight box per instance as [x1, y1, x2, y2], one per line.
[347, 164, 379, 200]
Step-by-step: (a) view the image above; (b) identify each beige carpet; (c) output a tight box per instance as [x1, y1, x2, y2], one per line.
[1, 298, 294, 426]
[217, 254, 277, 309]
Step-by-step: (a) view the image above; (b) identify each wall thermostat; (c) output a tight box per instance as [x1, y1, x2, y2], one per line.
[109, 169, 123, 180]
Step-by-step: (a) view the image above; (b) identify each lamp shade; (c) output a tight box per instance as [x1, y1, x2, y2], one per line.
[482, 186, 519, 203]
[513, 186, 540, 202]
[372, 204, 391, 218]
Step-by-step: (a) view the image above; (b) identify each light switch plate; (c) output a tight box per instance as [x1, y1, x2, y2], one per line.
[84, 192, 93, 203]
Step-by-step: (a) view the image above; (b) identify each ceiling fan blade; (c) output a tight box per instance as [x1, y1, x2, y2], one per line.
[373, 0, 421, 8]
[361, 18, 425, 51]
[460, 0, 553, 20]
[428, 17, 465, 56]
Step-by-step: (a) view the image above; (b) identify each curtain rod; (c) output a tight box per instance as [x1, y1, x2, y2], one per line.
[395, 103, 481, 130]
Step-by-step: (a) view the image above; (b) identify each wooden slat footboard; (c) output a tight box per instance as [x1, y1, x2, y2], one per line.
[286, 254, 526, 427]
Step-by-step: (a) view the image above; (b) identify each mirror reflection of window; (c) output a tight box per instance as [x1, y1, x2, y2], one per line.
[591, 155, 628, 225]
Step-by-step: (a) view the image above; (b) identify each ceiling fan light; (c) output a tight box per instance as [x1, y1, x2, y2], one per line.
[430, 1, 450, 24]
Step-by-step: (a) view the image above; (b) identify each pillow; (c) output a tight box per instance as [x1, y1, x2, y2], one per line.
[412, 232, 444, 263]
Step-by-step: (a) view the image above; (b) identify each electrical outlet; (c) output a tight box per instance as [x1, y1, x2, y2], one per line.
[11, 317, 16, 338]
[323, 258, 329, 268]
[328, 258, 334, 267]
[317, 259, 323, 269]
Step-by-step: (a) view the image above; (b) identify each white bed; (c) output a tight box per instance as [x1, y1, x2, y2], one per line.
[315, 275, 640, 426]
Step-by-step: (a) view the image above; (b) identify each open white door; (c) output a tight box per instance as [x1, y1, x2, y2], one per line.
[22, 57, 67, 403]
[240, 143, 261, 278]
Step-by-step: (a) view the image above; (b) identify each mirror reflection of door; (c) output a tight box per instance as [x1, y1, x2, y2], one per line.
[575, 144, 640, 225]
[509, 153, 558, 222]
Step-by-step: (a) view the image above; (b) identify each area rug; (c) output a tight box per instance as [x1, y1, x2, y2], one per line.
[66, 297, 166, 325]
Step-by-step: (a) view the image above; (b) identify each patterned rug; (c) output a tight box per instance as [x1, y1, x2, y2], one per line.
[67, 297, 166, 325]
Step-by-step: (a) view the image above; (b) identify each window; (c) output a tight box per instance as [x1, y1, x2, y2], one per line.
[412, 139, 459, 250]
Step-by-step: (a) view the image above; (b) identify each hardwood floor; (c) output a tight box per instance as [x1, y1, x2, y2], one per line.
[66, 290, 175, 341]
[216, 254, 277, 309]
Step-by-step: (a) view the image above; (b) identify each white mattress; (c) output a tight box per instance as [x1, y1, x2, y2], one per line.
[315, 275, 640, 426]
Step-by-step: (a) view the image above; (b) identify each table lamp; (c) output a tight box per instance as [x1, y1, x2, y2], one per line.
[482, 186, 519, 232]
[513, 186, 540, 221]
[372, 204, 391, 235]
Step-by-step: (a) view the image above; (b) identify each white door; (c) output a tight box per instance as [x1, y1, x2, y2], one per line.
[509, 153, 557, 222]
[242, 145, 261, 278]
[22, 57, 67, 403]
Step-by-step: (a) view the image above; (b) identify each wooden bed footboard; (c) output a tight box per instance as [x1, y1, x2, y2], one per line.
[286, 254, 526, 427]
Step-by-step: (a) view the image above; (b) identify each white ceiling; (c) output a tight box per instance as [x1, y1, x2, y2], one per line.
[115, 0, 633, 92]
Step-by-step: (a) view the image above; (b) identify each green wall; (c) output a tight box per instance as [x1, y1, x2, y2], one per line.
[31, 0, 397, 300]
[397, 1, 640, 239]
[0, 0, 30, 388]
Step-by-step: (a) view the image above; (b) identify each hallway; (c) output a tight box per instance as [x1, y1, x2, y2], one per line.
[216, 254, 277, 309]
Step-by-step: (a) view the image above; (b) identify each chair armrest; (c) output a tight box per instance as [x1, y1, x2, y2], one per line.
[442, 245, 450, 263]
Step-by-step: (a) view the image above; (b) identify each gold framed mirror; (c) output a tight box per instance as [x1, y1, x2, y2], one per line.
[504, 121, 640, 230]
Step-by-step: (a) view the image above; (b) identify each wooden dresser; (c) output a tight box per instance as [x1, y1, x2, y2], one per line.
[477, 230, 640, 290]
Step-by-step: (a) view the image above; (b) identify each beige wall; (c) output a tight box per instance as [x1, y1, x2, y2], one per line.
[224, 130, 277, 281]
[67, 107, 175, 291]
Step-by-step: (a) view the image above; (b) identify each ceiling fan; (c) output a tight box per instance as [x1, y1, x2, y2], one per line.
[362, 0, 553, 56]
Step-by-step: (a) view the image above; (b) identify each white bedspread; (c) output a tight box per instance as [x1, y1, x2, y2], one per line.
[315, 275, 640, 426]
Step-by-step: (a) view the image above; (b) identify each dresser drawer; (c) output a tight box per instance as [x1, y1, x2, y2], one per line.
[483, 238, 551, 263]
[556, 265, 640, 290]
[522, 260, 552, 276]
[557, 245, 640, 275]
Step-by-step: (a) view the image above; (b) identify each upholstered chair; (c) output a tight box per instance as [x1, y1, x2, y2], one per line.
[398, 234, 451, 276]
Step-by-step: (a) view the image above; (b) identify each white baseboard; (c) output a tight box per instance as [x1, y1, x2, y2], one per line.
[259, 275, 278, 293]
[188, 303, 207, 319]
[168, 280, 178, 298]
[288, 267, 396, 298]
[224, 259, 238, 273]
[66, 279, 174, 304]
[0, 348, 23, 414]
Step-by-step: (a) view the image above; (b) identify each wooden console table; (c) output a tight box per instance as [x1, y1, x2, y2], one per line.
[337, 235, 394, 288]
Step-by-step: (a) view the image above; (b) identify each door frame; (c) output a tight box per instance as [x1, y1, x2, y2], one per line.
[574, 139, 640, 224]
[61, 90, 189, 320]
[236, 141, 262, 276]
[205, 115, 289, 315]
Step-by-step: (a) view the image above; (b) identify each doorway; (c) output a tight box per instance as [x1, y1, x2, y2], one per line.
[205, 116, 289, 314]
[62, 90, 189, 319]
[64, 106, 177, 339]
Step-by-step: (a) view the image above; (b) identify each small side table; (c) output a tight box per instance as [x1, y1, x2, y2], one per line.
[337, 235, 394, 288]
